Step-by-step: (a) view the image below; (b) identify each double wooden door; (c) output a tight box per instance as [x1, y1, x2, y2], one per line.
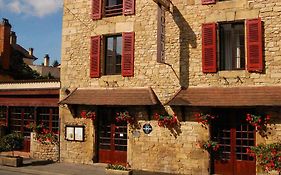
[98, 109, 127, 165]
[212, 110, 256, 175]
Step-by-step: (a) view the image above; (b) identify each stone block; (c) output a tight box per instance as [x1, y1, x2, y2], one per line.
[0, 156, 23, 167]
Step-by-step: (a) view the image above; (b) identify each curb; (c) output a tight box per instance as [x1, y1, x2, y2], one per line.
[0, 165, 67, 175]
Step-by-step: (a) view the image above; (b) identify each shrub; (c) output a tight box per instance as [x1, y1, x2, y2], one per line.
[247, 142, 281, 173]
[0, 133, 24, 152]
[106, 164, 129, 171]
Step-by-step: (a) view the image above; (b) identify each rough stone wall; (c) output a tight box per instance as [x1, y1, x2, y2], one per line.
[30, 133, 59, 161]
[60, 0, 281, 174]
[59, 107, 95, 164]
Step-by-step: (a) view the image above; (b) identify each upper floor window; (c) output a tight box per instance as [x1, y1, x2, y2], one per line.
[105, 35, 122, 75]
[202, 18, 263, 73]
[219, 23, 245, 71]
[202, 0, 230, 5]
[105, 0, 123, 17]
[92, 0, 135, 20]
[90, 32, 135, 78]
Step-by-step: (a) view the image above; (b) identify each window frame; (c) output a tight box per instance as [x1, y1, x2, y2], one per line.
[218, 21, 246, 71]
[104, 0, 123, 17]
[104, 34, 122, 76]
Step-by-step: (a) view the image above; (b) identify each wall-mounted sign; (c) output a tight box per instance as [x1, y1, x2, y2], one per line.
[143, 123, 153, 134]
[65, 125, 85, 142]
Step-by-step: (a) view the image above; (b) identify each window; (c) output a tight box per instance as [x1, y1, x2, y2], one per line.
[219, 23, 245, 70]
[90, 32, 135, 78]
[92, 0, 135, 20]
[105, 35, 122, 75]
[105, 0, 123, 17]
[202, 18, 263, 73]
[201, 0, 229, 4]
[0, 106, 7, 126]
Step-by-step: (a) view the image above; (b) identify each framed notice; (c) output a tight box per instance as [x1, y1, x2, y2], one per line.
[65, 125, 84, 142]
[74, 127, 84, 141]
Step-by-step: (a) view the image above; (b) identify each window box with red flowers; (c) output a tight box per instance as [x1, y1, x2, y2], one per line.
[153, 113, 178, 128]
[26, 122, 58, 145]
[194, 112, 217, 129]
[246, 113, 271, 137]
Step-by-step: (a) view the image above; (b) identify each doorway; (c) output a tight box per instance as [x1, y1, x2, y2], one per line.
[212, 110, 256, 175]
[98, 108, 127, 165]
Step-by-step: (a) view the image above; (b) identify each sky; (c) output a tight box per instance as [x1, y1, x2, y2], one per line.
[0, 0, 63, 65]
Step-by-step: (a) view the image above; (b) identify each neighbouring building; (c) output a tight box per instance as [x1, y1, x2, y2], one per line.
[59, 0, 281, 175]
[0, 80, 60, 154]
[0, 18, 61, 159]
[29, 54, 61, 79]
[0, 18, 60, 81]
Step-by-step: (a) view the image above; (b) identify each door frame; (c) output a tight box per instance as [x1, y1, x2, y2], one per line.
[210, 109, 256, 175]
[96, 107, 128, 165]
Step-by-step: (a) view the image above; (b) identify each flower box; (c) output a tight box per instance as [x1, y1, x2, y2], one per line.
[105, 169, 132, 175]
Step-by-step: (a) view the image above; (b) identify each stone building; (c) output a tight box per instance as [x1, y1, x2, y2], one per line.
[60, 0, 281, 174]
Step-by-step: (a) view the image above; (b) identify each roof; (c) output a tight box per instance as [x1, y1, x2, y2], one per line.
[59, 87, 160, 106]
[11, 44, 38, 60]
[167, 86, 281, 107]
[0, 89, 59, 107]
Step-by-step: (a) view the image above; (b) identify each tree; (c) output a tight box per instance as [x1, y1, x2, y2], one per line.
[52, 60, 60, 67]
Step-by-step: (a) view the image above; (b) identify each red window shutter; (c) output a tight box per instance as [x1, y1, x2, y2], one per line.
[202, 23, 217, 73]
[123, 0, 135, 15]
[90, 36, 101, 78]
[122, 32, 135, 77]
[92, 0, 102, 20]
[246, 18, 263, 72]
[202, 0, 216, 5]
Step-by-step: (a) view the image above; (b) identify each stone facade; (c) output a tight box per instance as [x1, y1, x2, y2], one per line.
[30, 133, 59, 162]
[60, 0, 281, 174]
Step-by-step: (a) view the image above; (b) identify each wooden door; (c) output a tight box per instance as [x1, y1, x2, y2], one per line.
[98, 109, 127, 165]
[213, 110, 255, 175]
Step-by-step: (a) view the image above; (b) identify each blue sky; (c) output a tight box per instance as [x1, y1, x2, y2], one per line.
[0, 0, 63, 65]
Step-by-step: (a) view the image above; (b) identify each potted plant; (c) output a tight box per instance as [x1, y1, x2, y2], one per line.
[194, 112, 217, 129]
[246, 113, 271, 137]
[0, 132, 24, 167]
[198, 140, 222, 160]
[153, 113, 178, 128]
[105, 164, 132, 175]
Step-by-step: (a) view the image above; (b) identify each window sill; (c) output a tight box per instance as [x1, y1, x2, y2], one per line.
[218, 70, 249, 78]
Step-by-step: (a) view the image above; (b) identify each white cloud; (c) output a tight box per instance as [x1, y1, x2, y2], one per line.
[0, 0, 63, 17]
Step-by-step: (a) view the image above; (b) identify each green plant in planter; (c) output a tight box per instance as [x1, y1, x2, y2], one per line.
[106, 164, 129, 171]
[0, 132, 24, 156]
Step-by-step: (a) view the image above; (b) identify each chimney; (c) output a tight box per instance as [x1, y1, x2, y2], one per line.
[44, 54, 50, 66]
[10, 31, 17, 44]
[0, 18, 12, 70]
[28, 48, 33, 56]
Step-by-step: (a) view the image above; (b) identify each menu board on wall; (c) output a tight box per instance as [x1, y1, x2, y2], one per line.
[65, 125, 84, 142]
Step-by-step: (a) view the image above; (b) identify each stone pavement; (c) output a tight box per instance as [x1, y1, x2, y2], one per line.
[0, 160, 107, 175]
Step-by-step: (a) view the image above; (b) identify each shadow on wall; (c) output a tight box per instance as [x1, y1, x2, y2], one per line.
[172, 6, 197, 88]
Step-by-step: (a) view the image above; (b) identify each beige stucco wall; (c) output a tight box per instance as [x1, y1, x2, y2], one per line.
[60, 0, 281, 174]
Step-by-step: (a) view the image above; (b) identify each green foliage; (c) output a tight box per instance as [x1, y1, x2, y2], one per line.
[106, 164, 129, 171]
[248, 142, 281, 173]
[9, 52, 42, 80]
[0, 133, 24, 152]
[52, 60, 59, 67]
